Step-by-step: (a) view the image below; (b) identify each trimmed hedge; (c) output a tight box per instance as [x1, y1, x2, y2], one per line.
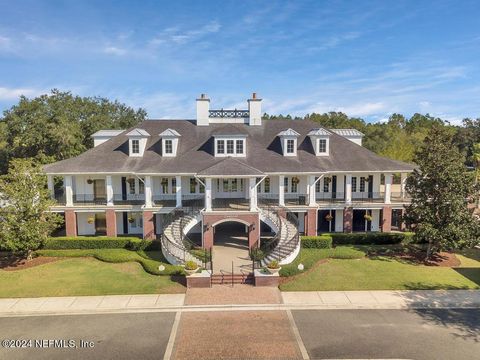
[43, 236, 147, 250]
[321, 232, 414, 245]
[301, 235, 333, 249]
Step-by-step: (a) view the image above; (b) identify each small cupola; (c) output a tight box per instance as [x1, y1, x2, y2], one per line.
[126, 128, 150, 157]
[308, 128, 331, 156]
[277, 128, 300, 156]
[159, 128, 181, 157]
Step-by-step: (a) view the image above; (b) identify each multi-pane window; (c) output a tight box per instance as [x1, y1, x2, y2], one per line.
[318, 139, 327, 153]
[165, 140, 173, 154]
[139, 178, 145, 194]
[284, 177, 288, 192]
[199, 181, 205, 193]
[161, 178, 169, 194]
[223, 179, 229, 192]
[352, 177, 357, 192]
[286, 139, 295, 154]
[323, 178, 329, 192]
[190, 178, 196, 194]
[217, 140, 225, 154]
[315, 177, 321, 193]
[264, 177, 270, 193]
[291, 178, 298, 193]
[226, 140, 234, 154]
[360, 177, 366, 192]
[172, 178, 177, 193]
[129, 180, 135, 194]
[236, 140, 244, 154]
[231, 179, 238, 192]
[132, 139, 140, 154]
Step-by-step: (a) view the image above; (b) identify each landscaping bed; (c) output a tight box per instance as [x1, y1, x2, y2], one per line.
[0, 253, 61, 271]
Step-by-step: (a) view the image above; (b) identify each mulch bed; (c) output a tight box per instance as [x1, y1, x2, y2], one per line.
[366, 246, 461, 267]
[0, 254, 61, 271]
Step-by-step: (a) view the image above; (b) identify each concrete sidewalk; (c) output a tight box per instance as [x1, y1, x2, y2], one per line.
[0, 290, 479, 316]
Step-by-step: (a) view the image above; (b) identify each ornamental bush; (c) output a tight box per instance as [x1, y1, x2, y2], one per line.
[301, 235, 333, 248]
[322, 232, 414, 245]
[43, 236, 146, 250]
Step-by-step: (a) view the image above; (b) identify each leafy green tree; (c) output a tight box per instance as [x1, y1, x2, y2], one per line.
[0, 159, 62, 259]
[0, 89, 146, 172]
[404, 125, 480, 259]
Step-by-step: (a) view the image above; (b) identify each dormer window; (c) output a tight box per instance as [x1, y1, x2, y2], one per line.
[132, 140, 140, 154]
[277, 128, 299, 157]
[308, 128, 331, 156]
[159, 129, 181, 157]
[214, 136, 246, 157]
[126, 128, 150, 157]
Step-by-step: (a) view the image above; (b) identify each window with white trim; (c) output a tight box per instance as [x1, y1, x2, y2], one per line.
[315, 177, 321, 193]
[236, 140, 243, 154]
[132, 140, 140, 154]
[172, 178, 177, 194]
[164, 139, 173, 154]
[217, 140, 225, 154]
[226, 140, 234, 154]
[139, 178, 145, 194]
[161, 178, 169, 194]
[323, 178, 329, 192]
[264, 177, 270, 193]
[318, 139, 327, 153]
[352, 177, 357, 192]
[284, 177, 288, 193]
[360, 177, 366, 192]
[128, 180, 135, 194]
[286, 139, 295, 154]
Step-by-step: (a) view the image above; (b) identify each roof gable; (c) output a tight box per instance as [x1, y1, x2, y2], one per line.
[277, 128, 300, 137]
[307, 128, 331, 136]
[159, 128, 181, 137]
[126, 128, 150, 137]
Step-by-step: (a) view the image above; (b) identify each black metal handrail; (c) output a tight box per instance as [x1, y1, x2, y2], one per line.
[212, 197, 250, 211]
[209, 109, 249, 118]
[315, 192, 346, 202]
[73, 194, 107, 205]
[113, 193, 145, 205]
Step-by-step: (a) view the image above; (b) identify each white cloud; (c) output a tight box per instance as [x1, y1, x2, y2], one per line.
[149, 21, 221, 47]
[103, 46, 128, 56]
[0, 86, 42, 101]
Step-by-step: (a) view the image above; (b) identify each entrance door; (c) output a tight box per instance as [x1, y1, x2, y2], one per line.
[94, 179, 106, 201]
[95, 213, 107, 235]
[216, 178, 245, 198]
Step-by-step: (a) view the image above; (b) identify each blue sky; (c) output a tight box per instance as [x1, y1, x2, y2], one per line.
[0, 0, 479, 124]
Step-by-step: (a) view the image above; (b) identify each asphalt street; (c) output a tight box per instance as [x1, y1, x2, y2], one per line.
[0, 309, 478, 359]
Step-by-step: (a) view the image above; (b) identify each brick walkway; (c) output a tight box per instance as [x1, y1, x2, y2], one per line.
[171, 311, 303, 360]
[185, 284, 283, 306]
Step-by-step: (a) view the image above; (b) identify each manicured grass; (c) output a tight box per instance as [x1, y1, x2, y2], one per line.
[280, 247, 480, 291]
[0, 258, 185, 298]
[35, 249, 184, 275]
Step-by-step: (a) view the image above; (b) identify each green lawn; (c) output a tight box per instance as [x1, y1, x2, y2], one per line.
[280, 247, 480, 291]
[0, 257, 185, 298]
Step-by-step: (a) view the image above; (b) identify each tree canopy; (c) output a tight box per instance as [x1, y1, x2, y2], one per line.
[0, 89, 146, 173]
[404, 125, 480, 258]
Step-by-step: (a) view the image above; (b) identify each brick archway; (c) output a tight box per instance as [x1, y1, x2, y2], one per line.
[202, 213, 260, 250]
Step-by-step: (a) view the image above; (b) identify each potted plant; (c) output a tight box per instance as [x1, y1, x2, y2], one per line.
[266, 260, 281, 274]
[184, 260, 199, 275]
[87, 178, 93, 184]
[364, 214, 373, 221]
[291, 177, 300, 185]
[128, 216, 135, 224]
[325, 213, 333, 222]
[87, 217, 95, 224]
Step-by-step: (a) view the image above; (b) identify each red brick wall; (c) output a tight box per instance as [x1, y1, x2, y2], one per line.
[304, 208, 317, 236]
[143, 211, 156, 240]
[202, 213, 260, 250]
[65, 210, 77, 237]
[106, 209, 117, 237]
[382, 206, 392, 232]
[343, 207, 353, 233]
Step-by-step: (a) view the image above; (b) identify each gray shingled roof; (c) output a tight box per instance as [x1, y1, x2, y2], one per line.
[197, 157, 264, 177]
[43, 119, 415, 174]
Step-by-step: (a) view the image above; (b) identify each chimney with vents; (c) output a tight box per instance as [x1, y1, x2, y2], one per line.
[248, 92, 262, 126]
[196, 93, 210, 126]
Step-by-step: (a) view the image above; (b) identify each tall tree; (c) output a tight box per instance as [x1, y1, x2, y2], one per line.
[0, 159, 62, 259]
[0, 89, 147, 173]
[404, 125, 480, 259]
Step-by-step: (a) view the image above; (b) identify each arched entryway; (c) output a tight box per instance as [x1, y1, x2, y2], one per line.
[212, 221, 252, 274]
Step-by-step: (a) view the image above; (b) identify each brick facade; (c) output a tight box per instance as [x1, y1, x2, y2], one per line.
[65, 210, 77, 237]
[304, 208, 317, 236]
[343, 207, 353, 233]
[105, 209, 117, 237]
[382, 206, 392, 232]
[143, 211, 156, 240]
[202, 213, 260, 250]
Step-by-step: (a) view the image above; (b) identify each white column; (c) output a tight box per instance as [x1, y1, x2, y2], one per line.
[47, 175, 54, 199]
[144, 176, 152, 208]
[65, 175, 73, 206]
[308, 175, 316, 206]
[106, 175, 114, 206]
[400, 173, 407, 199]
[278, 175, 285, 206]
[335, 209, 344, 232]
[176, 176, 182, 207]
[205, 178, 212, 211]
[249, 177, 257, 211]
[371, 209, 380, 231]
[384, 173, 392, 204]
[345, 174, 352, 205]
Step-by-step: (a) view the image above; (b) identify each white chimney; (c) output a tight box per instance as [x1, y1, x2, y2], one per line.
[248, 92, 262, 126]
[196, 93, 210, 126]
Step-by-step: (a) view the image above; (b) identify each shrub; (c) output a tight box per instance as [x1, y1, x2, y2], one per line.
[267, 260, 280, 269]
[184, 260, 198, 270]
[323, 232, 414, 245]
[250, 248, 265, 261]
[301, 235, 333, 249]
[43, 236, 147, 250]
